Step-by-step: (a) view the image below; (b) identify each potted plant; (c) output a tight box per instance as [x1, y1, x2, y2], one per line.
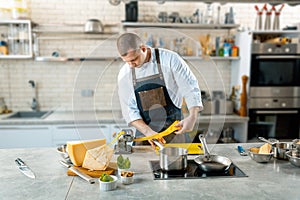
[117, 154, 131, 176]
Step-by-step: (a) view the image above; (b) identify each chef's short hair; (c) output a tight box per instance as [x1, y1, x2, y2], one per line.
[117, 32, 143, 56]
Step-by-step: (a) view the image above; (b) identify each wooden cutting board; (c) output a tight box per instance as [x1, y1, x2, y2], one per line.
[67, 162, 116, 178]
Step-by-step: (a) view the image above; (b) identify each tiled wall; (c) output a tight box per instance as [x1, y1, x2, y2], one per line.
[0, 0, 299, 111]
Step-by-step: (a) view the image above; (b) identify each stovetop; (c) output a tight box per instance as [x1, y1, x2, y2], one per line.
[149, 160, 247, 180]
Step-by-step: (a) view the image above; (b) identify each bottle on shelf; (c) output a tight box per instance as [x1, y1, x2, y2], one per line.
[231, 45, 239, 57]
[0, 41, 8, 55]
[18, 23, 29, 55]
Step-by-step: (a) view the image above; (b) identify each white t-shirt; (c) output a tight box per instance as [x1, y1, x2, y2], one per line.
[118, 47, 203, 125]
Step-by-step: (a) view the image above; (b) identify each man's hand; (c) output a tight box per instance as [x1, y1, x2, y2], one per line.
[174, 106, 200, 134]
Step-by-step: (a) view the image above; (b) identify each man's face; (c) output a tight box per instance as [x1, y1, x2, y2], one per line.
[121, 48, 146, 68]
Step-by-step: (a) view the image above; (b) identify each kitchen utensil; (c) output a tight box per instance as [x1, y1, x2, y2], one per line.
[15, 158, 35, 179]
[237, 146, 247, 156]
[285, 150, 300, 167]
[114, 129, 134, 154]
[194, 134, 232, 172]
[84, 19, 103, 33]
[99, 175, 118, 191]
[57, 144, 72, 164]
[263, 4, 272, 30]
[59, 160, 96, 184]
[153, 139, 188, 171]
[254, 5, 263, 30]
[258, 137, 292, 160]
[272, 4, 284, 30]
[248, 147, 274, 163]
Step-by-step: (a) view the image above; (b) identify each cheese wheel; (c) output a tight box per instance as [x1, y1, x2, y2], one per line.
[82, 144, 113, 170]
[258, 143, 272, 154]
[67, 139, 106, 166]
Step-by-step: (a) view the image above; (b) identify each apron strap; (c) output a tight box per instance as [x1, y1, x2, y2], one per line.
[154, 48, 164, 81]
[132, 48, 165, 87]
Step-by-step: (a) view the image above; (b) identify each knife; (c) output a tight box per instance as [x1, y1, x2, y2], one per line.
[15, 158, 36, 179]
[59, 160, 95, 184]
[237, 146, 248, 156]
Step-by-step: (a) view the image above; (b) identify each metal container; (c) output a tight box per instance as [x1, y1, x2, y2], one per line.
[84, 19, 103, 33]
[248, 147, 274, 163]
[285, 150, 300, 167]
[258, 137, 292, 160]
[153, 140, 188, 171]
[194, 134, 232, 172]
[273, 142, 293, 160]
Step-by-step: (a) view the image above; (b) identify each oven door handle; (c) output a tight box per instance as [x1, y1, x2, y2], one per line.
[255, 110, 299, 114]
[256, 55, 300, 59]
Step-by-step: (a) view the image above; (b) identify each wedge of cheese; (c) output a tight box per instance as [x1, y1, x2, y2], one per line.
[82, 144, 113, 170]
[67, 139, 106, 166]
[258, 143, 272, 154]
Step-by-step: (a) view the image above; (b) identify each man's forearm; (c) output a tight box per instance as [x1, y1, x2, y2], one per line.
[188, 106, 201, 119]
[130, 119, 156, 137]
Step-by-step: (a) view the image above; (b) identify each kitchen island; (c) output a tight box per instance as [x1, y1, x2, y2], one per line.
[1, 143, 299, 200]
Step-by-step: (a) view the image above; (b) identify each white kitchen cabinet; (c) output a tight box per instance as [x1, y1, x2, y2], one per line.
[52, 124, 111, 147]
[197, 115, 249, 143]
[0, 20, 33, 59]
[0, 125, 52, 148]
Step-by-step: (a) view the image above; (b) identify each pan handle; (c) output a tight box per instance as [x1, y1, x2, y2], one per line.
[199, 134, 211, 159]
[152, 139, 164, 150]
[258, 137, 278, 145]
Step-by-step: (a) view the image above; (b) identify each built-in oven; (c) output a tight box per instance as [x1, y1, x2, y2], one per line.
[248, 43, 300, 140]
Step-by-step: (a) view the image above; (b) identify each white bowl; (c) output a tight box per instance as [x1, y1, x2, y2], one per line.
[99, 175, 118, 191]
[118, 168, 130, 177]
[120, 171, 134, 185]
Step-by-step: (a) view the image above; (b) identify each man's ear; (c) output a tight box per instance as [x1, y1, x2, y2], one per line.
[140, 45, 147, 53]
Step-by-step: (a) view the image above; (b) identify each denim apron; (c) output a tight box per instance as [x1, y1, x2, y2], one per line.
[132, 49, 183, 144]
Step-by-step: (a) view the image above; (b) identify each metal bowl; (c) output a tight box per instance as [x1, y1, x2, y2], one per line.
[56, 144, 72, 164]
[248, 147, 274, 163]
[285, 150, 300, 167]
[84, 19, 103, 33]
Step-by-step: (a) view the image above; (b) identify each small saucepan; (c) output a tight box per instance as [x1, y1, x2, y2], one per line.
[194, 134, 232, 172]
[152, 139, 188, 171]
[258, 137, 292, 160]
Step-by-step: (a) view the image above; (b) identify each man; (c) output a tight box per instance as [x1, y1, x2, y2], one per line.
[117, 32, 203, 147]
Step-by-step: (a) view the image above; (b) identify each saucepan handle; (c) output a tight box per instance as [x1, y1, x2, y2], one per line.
[199, 134, 211, 157]
[152, 139, 164, 150]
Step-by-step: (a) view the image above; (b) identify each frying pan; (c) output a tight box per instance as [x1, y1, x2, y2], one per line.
[153, 139, 188, 171]
[194, 134, 232, 172]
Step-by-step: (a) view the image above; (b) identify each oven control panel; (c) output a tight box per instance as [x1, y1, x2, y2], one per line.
[249, 98, 300, 109]
[252, 43, 298, 54]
